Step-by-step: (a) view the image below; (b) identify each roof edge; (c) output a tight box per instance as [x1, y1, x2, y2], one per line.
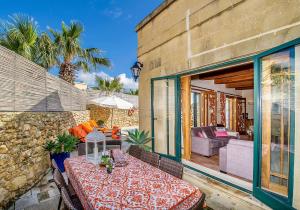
[135, 0, 177, 32]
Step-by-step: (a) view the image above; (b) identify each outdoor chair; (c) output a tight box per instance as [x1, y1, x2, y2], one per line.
[128, 145, 143, 159]
[140, 150, 160, 167]
[61, 187, 83, 210]
[159, 157, 184, 179]
[53, 169, 78, 209]
[189, 193, 206, 210]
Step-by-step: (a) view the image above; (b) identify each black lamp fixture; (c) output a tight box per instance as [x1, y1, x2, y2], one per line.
[130, 61, 143, 82]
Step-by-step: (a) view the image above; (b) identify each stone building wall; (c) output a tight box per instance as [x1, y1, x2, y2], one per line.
[137, 0, 300, 135]
[87, 105, 138, 128]
[0, 111, 89, 208]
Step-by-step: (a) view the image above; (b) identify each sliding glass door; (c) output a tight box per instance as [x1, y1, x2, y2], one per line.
[254, 42, 298, 209]
[151, 77, 181, 161]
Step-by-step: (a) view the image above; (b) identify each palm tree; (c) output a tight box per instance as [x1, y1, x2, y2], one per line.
[49, 22, 110, 84]
[0, 14, 38, 60]
[0, 14, 57, 69]
[33, 32, 57, 69]
[94, 76, 123, 92]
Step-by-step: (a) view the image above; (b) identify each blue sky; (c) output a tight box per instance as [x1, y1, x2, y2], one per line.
[1, 0, 163, 89]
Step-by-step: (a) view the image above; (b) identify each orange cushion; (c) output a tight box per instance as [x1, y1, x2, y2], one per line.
[71, 125, 87, 142]
[89, 120, 98, 128]
[81, 122, 93, 133]
[68, 128, 74, 135]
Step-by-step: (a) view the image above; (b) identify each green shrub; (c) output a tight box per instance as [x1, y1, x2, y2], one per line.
[44, 132, 79, 154]
[125, 129, 152, 151]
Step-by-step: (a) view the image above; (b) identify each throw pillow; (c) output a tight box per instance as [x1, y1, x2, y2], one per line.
[202, 131, 208, 138]
[89, 120, 98, 128]
[227, 131, 238, 137]
[198, 131, 204, 138]
[214, 131, 228, 137]
[72, 125, 88, 142]
[81, 122, 93, 133]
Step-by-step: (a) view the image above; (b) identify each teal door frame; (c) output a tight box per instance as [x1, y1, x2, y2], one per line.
[253, 38, 300, 210]
[151, 75, 181, 161]
[149, 38, 300, 210]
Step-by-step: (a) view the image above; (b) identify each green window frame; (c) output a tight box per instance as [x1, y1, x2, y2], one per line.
[150, 75, 181, 161]
[253, 38, 300, 210]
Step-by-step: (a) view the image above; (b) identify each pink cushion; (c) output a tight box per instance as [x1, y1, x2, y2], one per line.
[197, 131, 204, 138]
[215, 131, 228, 137]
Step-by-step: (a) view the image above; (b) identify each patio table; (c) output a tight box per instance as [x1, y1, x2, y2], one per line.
[64, 154, 203, 210]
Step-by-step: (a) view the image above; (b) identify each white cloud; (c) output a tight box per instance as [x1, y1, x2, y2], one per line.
[118, 73, 138, 90]
[103, 8, 123, 19]
[76, 70, 138, 90]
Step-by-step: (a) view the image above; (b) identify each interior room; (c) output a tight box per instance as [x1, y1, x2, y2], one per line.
[187, 63, 254, 182]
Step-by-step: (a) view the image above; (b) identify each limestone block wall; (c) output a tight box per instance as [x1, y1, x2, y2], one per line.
[0, 111, 89, 208]
[137, 0, 300, 134]
[87, 105, 138, 128]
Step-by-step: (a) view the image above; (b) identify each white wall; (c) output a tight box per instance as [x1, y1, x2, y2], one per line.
[191, 80, 242, 95]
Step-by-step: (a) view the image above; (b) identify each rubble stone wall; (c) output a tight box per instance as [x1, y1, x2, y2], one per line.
[0, 111, 89, 208]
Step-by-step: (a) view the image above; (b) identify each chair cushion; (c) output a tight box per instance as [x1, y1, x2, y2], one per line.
[81, 122, 93, 133]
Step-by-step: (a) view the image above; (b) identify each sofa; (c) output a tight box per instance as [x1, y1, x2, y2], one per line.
[191, 126, 238, 157]
[219, 139, 253, 180]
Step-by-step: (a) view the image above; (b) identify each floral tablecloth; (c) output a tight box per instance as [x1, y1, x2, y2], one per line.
[64, 154, 203, 210]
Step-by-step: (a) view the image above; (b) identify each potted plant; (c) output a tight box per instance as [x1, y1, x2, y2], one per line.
[44, 132, 79, 172]
[100, 155, 113, 174]
[125, 129, 152, 151]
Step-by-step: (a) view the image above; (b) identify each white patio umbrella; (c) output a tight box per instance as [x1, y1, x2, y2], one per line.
[90, 95, 133, 128]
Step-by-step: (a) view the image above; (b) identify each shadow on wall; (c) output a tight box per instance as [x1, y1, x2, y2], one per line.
[0, 92, 89, 209]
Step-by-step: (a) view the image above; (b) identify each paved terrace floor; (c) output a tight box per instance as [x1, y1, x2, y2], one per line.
[7, 151, 270, 210]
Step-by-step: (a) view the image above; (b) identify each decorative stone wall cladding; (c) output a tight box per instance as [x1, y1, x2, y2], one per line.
[0, 111, 89, 208]
[87, 105, 138, 128]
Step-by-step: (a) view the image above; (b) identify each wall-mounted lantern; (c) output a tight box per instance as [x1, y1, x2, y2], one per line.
[130, 61, 143, 82]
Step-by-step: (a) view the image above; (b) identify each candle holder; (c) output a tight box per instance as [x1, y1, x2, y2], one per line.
[85, 128, 106, 164]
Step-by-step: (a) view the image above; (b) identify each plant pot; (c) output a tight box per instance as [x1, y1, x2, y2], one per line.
[51, 152, 70, 172]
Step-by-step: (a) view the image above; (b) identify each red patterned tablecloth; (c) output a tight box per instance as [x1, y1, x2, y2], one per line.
[64, 154, 203, 210]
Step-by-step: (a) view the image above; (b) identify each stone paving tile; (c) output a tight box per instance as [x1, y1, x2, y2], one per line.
[15, 195, 39, 210]
[183, 168, 271, 210]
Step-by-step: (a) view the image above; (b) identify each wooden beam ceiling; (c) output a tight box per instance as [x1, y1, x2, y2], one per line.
[226, 80, 254, 88]
[191, 63, 254, 90]
[200, 68, 253, 80]
[214, 72, 254, 84]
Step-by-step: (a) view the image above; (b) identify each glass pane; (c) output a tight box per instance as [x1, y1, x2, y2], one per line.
[153, 80, 168, 154]
[261, 49, 293, 196]
[168, 79, 176, 156]
[153, 79, 176, 156]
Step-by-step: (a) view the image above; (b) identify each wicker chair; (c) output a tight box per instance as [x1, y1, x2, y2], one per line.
[61, 187, 83, 210]
[128, 145, 143, 159]
[189, 193, 206, 210]
[54, 169, 78, 209]
[140, 150, 160, 167]
[159, 157, 184, 179]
